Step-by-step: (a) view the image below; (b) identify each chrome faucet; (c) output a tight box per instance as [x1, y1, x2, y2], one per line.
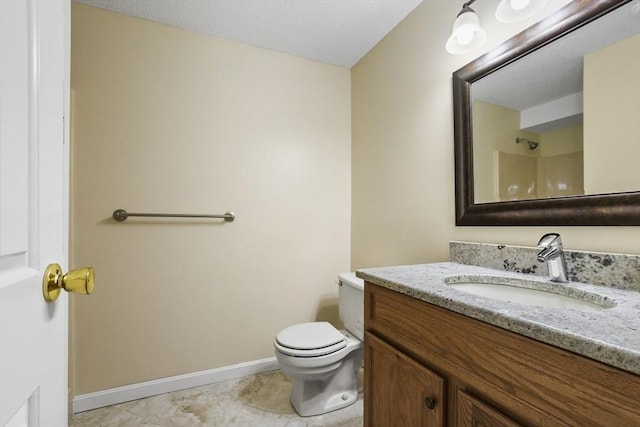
[536, 233, 568, 282]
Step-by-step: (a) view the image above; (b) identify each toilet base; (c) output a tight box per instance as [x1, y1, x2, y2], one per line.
[289, 348, 362, 417]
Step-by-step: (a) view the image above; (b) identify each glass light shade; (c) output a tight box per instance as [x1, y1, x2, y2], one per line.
[446, 9, 487, 55]
[495, 0, 549, 23]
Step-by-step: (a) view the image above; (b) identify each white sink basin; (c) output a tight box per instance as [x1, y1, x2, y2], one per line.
[445, 276, 615, 311]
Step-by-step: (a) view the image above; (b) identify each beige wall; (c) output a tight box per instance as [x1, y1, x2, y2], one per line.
[71, 4, 351, 394]
[351, 0, 640, 271]
[539, 124, 583, 157]
[584, 34, 640, 194]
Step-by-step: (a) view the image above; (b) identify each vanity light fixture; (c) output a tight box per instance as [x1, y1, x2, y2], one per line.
[446, 0, 487, 55]
[496, 0, 549, 23]
[447, 0, 549, 54]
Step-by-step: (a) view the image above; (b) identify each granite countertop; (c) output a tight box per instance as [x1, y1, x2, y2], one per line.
[357, 262, 640, 376]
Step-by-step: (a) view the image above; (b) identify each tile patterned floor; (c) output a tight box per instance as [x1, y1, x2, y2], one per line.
[70, 370, 363, 426]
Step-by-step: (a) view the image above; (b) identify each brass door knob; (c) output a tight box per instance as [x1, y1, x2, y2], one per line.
[43, 263, 95, 302]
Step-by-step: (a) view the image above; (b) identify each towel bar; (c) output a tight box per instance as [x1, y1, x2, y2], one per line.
[112, 209, 235, 222]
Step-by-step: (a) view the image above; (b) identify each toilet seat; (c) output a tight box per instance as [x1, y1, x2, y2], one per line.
[275, 322, 346, 357]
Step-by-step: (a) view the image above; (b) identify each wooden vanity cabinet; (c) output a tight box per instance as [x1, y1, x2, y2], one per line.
[363, 283, 640, 426]
[456, 390, 522, 427]
[365, 331, 444, 426]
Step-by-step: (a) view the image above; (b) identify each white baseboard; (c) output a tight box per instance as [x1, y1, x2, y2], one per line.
[72, 357, 279, 413]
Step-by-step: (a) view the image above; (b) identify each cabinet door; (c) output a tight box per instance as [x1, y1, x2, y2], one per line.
[457, 390, 522, 427]
[365, 332, 444, 427]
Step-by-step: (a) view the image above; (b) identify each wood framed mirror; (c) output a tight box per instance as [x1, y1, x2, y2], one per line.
[453, 0, 640, 226]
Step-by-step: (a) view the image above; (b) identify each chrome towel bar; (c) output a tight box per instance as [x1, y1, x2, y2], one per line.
[112, 209, 235, 222]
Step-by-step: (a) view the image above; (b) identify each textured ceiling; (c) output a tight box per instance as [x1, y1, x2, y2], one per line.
[72, 0, 423, 68]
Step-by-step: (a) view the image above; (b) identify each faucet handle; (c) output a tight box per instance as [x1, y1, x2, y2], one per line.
[537, 232, 562, 248]
[536, 233, 568, 282]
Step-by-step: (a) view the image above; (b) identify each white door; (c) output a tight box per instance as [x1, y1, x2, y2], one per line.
[0, 0, 70, 425]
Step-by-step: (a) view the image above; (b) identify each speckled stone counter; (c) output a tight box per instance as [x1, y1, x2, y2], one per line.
[356, 242, 640, 376]
[450, 241, 640, 291]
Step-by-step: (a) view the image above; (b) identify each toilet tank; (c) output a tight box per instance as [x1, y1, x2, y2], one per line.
[338, 273, 364, 341]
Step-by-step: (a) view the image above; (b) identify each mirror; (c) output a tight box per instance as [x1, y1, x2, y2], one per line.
[453, 0, 640, 225]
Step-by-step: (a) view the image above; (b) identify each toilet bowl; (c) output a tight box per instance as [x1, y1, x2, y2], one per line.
[274, 273, 364, 417]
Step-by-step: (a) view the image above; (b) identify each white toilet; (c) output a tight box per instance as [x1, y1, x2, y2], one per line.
[274, 272, 364, 417]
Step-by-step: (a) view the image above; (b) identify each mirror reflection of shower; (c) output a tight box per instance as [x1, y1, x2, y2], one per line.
[516, 137, 539, 150]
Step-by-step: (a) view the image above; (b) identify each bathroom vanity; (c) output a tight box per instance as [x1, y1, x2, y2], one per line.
[359, 242, 640, 426]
